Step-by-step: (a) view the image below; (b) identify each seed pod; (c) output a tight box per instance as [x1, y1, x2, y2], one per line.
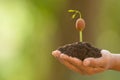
[76, 18, 85, 31]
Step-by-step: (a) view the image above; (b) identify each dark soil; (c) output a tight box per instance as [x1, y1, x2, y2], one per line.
[57, 42, 102, 61]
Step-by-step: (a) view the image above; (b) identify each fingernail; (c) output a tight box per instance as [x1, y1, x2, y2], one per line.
[60, 54, 66, 58]
[84, 60, 90, 66]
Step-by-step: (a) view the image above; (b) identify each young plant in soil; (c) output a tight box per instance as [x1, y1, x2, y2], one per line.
[68, 10, 85, 42]
[57, 10, 102, 61]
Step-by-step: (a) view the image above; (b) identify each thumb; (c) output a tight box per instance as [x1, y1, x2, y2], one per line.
[83, 58, 103, 68]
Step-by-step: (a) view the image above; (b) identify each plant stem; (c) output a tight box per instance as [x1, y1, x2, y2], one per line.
[76, 11, 81, 18]
[80, 31, 83, 42]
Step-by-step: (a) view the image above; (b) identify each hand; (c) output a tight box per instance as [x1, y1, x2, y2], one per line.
[52, 50, 112, 75]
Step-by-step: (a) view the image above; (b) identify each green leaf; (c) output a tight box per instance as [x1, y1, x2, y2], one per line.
[68, 10, 76, 13]
[72, 13, 77, 19]
[68, 9, 82, 19]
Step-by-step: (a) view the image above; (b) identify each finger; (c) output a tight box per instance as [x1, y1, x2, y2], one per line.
[52, 50, 66, 64]
[60, 54, 88, 74]
[59, 55, 84, 74]
[83, 59, 90, 67]
[93, 67, 105, 73]
[52, 52, 84, 74]
[83, 67, 95, 75]
[60, 54, 82, 66]
[52, 50, 61, 58]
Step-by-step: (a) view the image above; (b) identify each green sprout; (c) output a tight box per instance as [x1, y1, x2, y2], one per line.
[68, 9, 85, 42]
[68, 10, 81, 19]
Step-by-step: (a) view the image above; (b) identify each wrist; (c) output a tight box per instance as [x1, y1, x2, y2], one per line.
[108, 54, 115, 70]
[101, 50, 113, 70]
[109, 54, 120, 71]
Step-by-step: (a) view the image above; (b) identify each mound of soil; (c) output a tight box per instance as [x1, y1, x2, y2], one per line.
[57, 42, 102, 61]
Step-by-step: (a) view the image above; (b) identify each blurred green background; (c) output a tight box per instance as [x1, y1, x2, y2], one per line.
[0, 0, 120, 80]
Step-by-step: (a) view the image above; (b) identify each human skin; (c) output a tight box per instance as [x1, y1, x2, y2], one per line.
[52, 50, 120, 75]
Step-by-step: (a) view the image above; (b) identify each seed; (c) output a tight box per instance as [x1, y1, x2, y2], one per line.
[76, 18, 85, 31]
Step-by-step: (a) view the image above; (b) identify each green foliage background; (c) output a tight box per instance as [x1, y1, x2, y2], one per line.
[0, 0, 120, 80]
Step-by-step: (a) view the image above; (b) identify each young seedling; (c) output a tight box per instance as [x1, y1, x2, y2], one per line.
[68, 10, 85, 42]
[54, 10, 102, 61]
